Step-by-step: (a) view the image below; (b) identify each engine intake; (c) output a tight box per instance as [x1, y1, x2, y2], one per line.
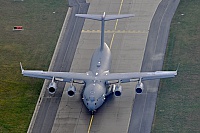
[135, 82, 144, 94]
[48, 82, 57, 95]
[67, 85, 76, 97]
[114, 85, 122, 97]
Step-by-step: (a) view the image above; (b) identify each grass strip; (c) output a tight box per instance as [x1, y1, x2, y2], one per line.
[152, 0, 200, 132]
[0, 0, 67, 132]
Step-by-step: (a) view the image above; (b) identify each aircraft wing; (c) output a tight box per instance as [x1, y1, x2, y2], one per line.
[99, 71, 177, 83]
[20, 63, 92, 82]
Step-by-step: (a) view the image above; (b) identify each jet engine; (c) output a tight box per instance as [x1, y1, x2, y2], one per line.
[114, 85, 122, 97]
[135, 82, 144, 94]
[67, 85, 76, 97]
[48, 82, 57, 95]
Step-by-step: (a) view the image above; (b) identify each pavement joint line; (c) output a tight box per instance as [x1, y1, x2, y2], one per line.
[138, 92, 148, 132]
[151, 0, 170, 71]
[60, 4, 82, 72]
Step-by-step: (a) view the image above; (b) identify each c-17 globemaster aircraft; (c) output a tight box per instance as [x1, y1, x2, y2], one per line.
[20, 12, 177, 113]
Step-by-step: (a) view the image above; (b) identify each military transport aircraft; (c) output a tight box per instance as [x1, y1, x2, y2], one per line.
[20, 12, 177, 113]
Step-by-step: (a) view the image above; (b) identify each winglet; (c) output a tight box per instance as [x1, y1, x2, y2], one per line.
[175, 63, 180, 75]
[20, 62, 24, 74]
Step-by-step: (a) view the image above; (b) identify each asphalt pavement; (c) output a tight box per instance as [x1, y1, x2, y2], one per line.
[128, 0, 180, 133]
[27, 0, 89, 132]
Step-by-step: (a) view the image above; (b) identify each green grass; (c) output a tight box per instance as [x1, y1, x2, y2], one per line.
[0, 0, 67, 132]
[152, 0, 200, 132]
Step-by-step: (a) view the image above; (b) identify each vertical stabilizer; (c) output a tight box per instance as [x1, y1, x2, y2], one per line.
[76, 13, 134, 51]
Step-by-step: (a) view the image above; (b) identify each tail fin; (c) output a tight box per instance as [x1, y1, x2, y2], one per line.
[76, 12, 134, 51]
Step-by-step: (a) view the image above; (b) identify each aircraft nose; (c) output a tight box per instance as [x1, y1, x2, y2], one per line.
[87, 101, 96, 111]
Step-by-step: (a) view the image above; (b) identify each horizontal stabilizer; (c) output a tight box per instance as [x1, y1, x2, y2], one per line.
[75, 12, 134, 51]
[75, 13, 134, 21]
[75, 14, 103, 21]
[104, 14, 135, 21]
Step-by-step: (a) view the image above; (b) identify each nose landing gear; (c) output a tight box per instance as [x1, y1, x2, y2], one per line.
[91, 110, 96, 115]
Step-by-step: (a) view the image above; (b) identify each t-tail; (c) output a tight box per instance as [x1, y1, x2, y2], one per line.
[75, 12, 134, 51]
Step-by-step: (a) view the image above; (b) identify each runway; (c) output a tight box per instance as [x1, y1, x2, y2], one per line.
[27, 0, 180, 132]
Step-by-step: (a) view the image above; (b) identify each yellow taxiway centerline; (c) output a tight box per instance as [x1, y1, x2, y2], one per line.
[87, 115, 94, 133]
[87, 0, 124, 133]
[109, 0, 124, 49]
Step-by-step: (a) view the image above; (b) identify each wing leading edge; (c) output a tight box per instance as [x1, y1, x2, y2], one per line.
[20, 63, 177, 83]
[20, 63, 92, 82]
[99, 71, 177, 83]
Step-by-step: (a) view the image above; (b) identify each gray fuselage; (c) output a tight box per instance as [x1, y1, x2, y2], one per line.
[82, 43, 111, 112]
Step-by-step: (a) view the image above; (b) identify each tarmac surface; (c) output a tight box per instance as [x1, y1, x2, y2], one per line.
[28, 0, 89, 133]
[27, 0, 180, 133]
[128, 0, 180, 133]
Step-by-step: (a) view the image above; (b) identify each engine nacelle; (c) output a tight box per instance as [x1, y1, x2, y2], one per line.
[48, 82, 57, 95]
[114, 85, 122, 97]
[67, 85, 76, 97]
[135, 82, 144, 94]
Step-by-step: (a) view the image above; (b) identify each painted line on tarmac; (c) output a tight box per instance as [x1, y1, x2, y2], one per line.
[82, 30, 148, 34]
[87, 115, 94, 133]
[110, 0, 124, 49]
[86, 0, 126, 132]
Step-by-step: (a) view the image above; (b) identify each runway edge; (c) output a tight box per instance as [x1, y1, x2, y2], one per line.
[27, 0, 90, 132]
[128, 0, 180, 133]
